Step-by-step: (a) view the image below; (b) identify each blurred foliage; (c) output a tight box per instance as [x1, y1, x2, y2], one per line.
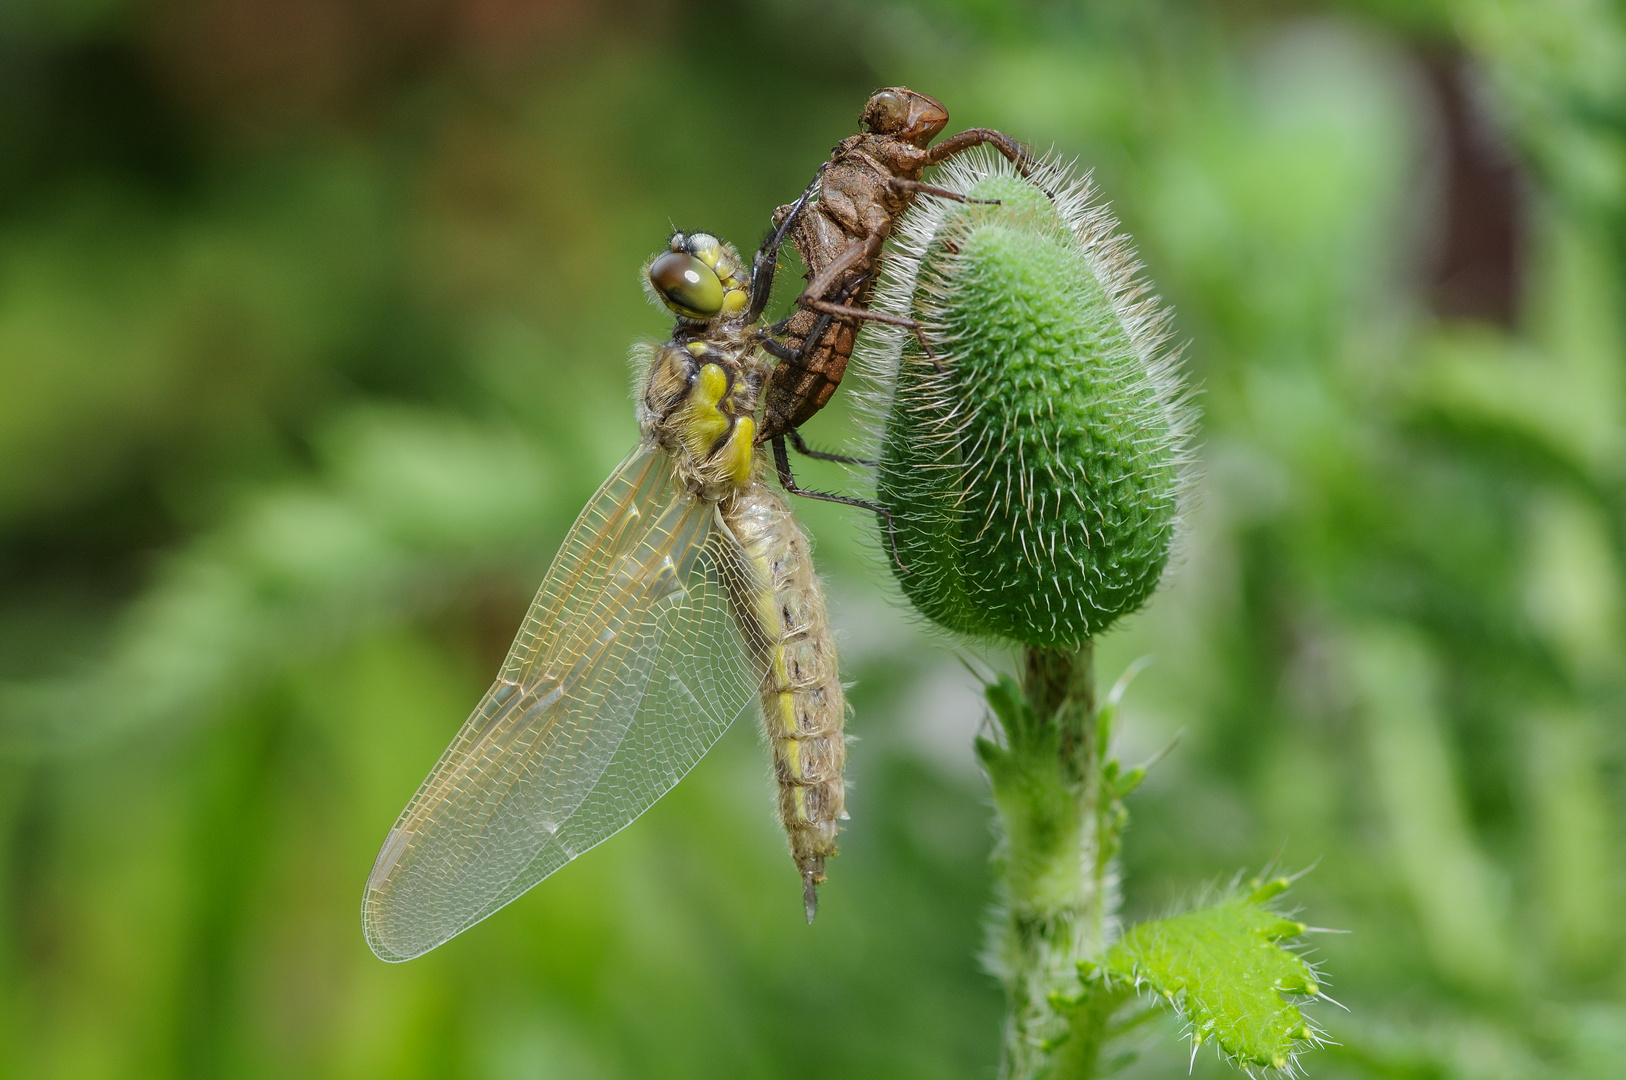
[2, 0, 1625, 1078]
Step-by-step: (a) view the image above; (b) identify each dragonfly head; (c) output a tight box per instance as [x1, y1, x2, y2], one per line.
[863, 87, 948, 149]
[646, 232, 752, 323]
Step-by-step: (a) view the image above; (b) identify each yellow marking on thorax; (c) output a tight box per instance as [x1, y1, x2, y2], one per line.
[716, 416, 755, 485]
[676, 363, 731, 453]
[673, 362, 756, 486]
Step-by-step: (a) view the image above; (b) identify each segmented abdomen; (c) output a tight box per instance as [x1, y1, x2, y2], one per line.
[722, 480, 846, 920]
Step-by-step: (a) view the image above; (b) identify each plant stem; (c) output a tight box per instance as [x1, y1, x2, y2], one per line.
[980, 641, 1118, 1079]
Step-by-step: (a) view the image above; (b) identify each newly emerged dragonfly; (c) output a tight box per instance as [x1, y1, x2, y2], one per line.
[363, 231, 847, 962]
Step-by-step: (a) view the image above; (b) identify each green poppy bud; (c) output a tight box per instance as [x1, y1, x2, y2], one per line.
[871, 155, 1195, 646]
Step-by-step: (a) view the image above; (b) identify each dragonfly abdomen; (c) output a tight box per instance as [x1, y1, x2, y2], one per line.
[723, 480, 846, 922]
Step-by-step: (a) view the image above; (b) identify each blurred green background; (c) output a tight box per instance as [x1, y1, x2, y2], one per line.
[3, 0, 1625, 1077]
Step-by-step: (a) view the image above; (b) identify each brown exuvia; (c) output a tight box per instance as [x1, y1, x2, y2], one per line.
[645, 89, 1036, 566]
[751, 87, 1037, 499]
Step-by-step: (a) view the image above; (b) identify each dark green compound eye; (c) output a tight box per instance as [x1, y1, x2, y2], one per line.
[649, 251, 724, 319]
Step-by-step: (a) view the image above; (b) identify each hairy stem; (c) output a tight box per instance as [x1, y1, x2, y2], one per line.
[980, 642, 1118, 1079]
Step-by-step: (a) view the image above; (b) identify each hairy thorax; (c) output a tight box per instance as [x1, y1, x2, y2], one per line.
[638, 328, 770, 501]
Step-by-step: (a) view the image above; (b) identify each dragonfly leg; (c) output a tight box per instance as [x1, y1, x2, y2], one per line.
[749, 165, 826, 322]
[766, 272, 864, 344]
[773, 437, 904, 572]
[789, 428, 874, 468]
[763, 308, 837, 361]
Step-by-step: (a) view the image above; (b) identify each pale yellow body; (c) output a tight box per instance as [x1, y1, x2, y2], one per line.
[638, 327, 846, 906]
[724, 482, 846, 893]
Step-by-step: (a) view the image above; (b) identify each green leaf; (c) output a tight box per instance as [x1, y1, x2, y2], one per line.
[1093, 881, 1324, 1073]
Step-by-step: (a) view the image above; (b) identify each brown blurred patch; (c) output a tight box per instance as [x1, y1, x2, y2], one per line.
[144, 0, 596, 135]
[449, 0, 593, 67]
[1422, 50, 1525, 327]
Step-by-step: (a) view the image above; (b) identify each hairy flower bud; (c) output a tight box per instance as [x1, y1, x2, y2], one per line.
[869, 155, 1195, 646]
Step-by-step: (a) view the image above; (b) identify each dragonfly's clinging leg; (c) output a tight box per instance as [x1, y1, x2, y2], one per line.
[772, 436, 904, 573]
[789, 429, 874, 467]
[762, 309, 838, 362]
[766, 273, 865, 346]
[748, 166, 825, 323]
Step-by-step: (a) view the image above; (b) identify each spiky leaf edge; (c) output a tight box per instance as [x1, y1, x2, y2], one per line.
[1078, 875, 1333, 1079]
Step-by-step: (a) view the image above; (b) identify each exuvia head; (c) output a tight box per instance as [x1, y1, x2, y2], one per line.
[646, 231, 751, 322]
[862, 87, 948, 149]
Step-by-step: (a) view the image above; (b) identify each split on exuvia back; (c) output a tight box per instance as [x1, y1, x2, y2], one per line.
[362, 230, 848, 961]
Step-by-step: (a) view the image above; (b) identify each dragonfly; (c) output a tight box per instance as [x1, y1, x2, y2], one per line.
[363, 230, 847, 962]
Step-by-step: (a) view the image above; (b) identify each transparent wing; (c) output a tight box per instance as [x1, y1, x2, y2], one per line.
[362, 444, 767, 961]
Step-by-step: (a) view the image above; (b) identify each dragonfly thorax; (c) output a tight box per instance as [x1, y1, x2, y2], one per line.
[638, 230, 772, 501]
[638, 336, 768, 501]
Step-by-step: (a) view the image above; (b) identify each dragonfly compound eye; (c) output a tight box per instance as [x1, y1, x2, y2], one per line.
[649, 251, 725, 319]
